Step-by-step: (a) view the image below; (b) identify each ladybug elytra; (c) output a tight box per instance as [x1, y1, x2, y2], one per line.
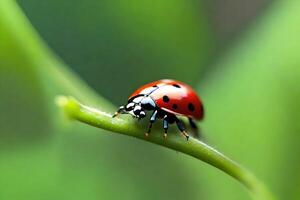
[112, 79, 204, 140]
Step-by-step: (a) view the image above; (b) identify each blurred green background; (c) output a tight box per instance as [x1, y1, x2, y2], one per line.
[0, 0, 299, 199]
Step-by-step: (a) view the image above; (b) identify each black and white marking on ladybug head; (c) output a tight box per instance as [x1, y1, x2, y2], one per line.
[124, 101, 146, 119]
[125, 105, 144, 118]
[124, 96, 157, 119]
[125, 102, 135, 111]
[133, 105, 142, 115]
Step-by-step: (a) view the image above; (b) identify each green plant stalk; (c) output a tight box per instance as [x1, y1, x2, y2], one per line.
[57, 96, 276, 200]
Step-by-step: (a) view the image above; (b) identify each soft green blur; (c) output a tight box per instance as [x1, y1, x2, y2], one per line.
[0, 0, 299, 200]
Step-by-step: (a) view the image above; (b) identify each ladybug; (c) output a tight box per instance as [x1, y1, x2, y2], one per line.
[112, 79, 204, 140]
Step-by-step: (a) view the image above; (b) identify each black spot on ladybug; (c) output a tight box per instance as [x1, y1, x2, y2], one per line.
[172, 84, 181, 88]
[188, 103, 195, 112]
[152, 85, 158, 87]
[172, 104, 178, 109]
[163, 95, 170, 103]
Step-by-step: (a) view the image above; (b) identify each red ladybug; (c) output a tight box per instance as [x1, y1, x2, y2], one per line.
[112, 79, 204, 140]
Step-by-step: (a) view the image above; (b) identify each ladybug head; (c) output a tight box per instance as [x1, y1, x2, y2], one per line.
[125, 95, 157, 119]
[125, 102, 146, 119]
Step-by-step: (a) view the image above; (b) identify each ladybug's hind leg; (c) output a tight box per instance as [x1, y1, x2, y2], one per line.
[188, 118, 201, 139]
[145, 110, 158, 137]
[175, 117, 190, 141]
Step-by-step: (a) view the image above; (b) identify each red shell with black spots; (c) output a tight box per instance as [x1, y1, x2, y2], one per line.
[129, 79, 204, 120]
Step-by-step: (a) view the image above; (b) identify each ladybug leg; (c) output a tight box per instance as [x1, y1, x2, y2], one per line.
[163, 115, 169, 139]
[175, 117, 189, 141]
[189, 118, 200, 138]
[112, 106, 125, 118]
[188, 118, 197, 129]
[145, 110, 158, 137]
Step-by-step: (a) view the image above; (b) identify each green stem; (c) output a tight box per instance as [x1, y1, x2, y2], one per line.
[57, 96, 276, 200]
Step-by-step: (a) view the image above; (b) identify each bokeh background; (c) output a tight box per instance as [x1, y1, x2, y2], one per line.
[0, 0, 299, 199]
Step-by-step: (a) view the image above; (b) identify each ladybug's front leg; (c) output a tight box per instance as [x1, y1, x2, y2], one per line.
[145, 110, 158, 137]
[112, 106, 126, 118]
[175, 117, 190, 140]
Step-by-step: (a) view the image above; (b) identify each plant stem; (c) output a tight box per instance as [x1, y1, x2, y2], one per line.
[56, 96, 276, 200]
